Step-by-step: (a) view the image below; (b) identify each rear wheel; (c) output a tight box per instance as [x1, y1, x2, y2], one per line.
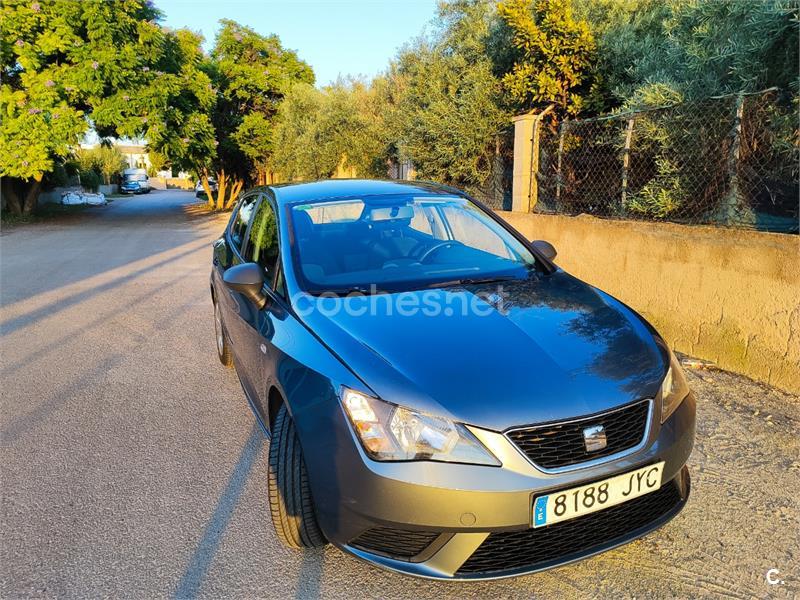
[213, 298, 233, 367]
[268, 404, 326, 549]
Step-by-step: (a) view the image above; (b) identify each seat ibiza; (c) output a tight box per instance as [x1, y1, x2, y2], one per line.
[210, 179, 695, 580]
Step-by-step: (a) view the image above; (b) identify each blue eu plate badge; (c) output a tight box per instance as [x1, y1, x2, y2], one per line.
[534, 495, 549, 527]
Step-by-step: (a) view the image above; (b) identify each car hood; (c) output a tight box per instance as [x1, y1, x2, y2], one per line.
[298, 271, 668, 431]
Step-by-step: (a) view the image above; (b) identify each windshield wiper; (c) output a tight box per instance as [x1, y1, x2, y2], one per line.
[307, 286, 382, 297]
[425, 275, 519, 289]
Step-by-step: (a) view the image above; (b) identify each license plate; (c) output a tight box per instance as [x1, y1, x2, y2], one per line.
[533, 462, 664, 528]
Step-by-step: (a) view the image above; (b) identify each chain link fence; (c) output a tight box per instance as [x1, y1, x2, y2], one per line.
[464, 130, 514, 211]
[534, 89, 798, 233]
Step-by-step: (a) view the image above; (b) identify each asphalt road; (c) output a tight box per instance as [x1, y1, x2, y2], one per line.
[1, 190, 798, 599]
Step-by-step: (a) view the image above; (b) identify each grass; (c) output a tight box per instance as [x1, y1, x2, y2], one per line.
[1, 203, 92, 227]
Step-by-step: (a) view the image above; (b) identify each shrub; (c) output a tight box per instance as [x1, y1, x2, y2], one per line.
[79, 169, 101, 193]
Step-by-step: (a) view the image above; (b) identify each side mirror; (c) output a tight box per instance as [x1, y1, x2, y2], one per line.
[532, 239, 557, 261]
[223, 262, 267, 309]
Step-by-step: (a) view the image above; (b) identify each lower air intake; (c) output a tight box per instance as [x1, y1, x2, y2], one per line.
[457, 477, 684, 576]
[350, 527, 440, 560]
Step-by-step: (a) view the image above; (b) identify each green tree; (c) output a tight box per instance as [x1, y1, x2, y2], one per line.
[74, 145, 128, 184]
[139, 28, 217, 183]
[0, 0, 215, 215]
[269, 83, 328, 179]
[571, 0, 799, 221]
[497, 0, 596, 115]
[390, 0, 509, 188]
[575, 0, 799, 107]
[270, 78, 391, 181]
[207, 19, 314, 187]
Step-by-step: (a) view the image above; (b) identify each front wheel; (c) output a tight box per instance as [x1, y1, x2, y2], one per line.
[213, 298, 233, 367]
[268, 404, 327, 549]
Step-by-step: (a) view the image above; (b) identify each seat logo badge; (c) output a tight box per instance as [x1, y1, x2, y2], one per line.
[583, 424, 607, 452]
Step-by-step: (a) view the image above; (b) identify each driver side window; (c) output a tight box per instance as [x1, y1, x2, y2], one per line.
[230, 194, 258, 252]
[244, 197, 280, 284]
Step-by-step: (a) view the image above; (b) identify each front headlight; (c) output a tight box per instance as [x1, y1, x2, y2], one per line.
[341, 387, 500, 466]
[660, 352, 689, 422]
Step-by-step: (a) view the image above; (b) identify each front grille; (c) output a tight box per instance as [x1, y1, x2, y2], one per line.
[456, 477, 683, 576]
[507, 399, 650, 469]
[350, 527, 439, 560]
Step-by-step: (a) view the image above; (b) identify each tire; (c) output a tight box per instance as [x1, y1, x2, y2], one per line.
[213, 298, 233, 367]
[268, 404, 327, 549]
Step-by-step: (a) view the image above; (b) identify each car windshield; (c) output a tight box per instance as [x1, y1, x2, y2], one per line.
[124, 173, 147, 182]
[289, 194, 538, 294]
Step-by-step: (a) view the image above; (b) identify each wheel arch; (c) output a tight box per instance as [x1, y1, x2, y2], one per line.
[267, 385, 285, 433]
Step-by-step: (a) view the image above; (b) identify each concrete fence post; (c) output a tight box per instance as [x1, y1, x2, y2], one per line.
[527, 105, 554, 213]
[511, 105, 554, 212]
[511, 112, 537, 212]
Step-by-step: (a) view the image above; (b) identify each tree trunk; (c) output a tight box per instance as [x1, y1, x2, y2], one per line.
[2, 179, 23, 215]
[215, 170, 227, 211]
[22, 178, 42, 215]
[201, 168, 215, 210]
[2, 177, 41, 216]
[225, 179, 244, 210]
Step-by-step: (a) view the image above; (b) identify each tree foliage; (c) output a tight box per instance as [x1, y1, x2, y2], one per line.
[496, 0, 596, 115]
[390, 0, 509, 188]
[575, 0, 799, 107]
[0, 0, 215, 214]
[2, 0, 796, 218]
[567, 0, 800, 221]
[74, 145, 128, 185]
[270, 79, 390, 180]
[207, 19, 314, 183]
[140, 28, 217, 178]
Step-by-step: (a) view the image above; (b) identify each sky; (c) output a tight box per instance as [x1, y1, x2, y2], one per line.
[157, 0, 440, 86]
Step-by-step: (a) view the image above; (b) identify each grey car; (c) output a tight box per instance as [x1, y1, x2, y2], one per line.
[210, 179, 696, 580]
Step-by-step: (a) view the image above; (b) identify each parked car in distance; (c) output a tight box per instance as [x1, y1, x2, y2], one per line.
[196, 177, 218, 198]
[119, 168, 151, 194]
[210, 179, 695, 580]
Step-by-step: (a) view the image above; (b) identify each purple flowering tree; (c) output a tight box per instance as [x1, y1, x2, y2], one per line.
[0, 0, 214, 214]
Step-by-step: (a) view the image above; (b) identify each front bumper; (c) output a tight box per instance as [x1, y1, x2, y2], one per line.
[302, 391, 696, 580]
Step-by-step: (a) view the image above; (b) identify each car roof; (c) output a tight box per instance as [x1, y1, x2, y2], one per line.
[258, 179, 465, 206]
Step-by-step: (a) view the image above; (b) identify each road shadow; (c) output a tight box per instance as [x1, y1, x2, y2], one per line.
[0, 351, 126, 445]
[294, 548, 325, 600]
[173, 423, 263, 599]
[0, 191, 205, 308]
[0, 285, 204, 443]
[0, 239, 208, 337]
[181, 203, 232, 222]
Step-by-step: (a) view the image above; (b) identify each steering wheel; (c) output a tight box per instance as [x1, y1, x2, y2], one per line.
[418, 240, 459, 263]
